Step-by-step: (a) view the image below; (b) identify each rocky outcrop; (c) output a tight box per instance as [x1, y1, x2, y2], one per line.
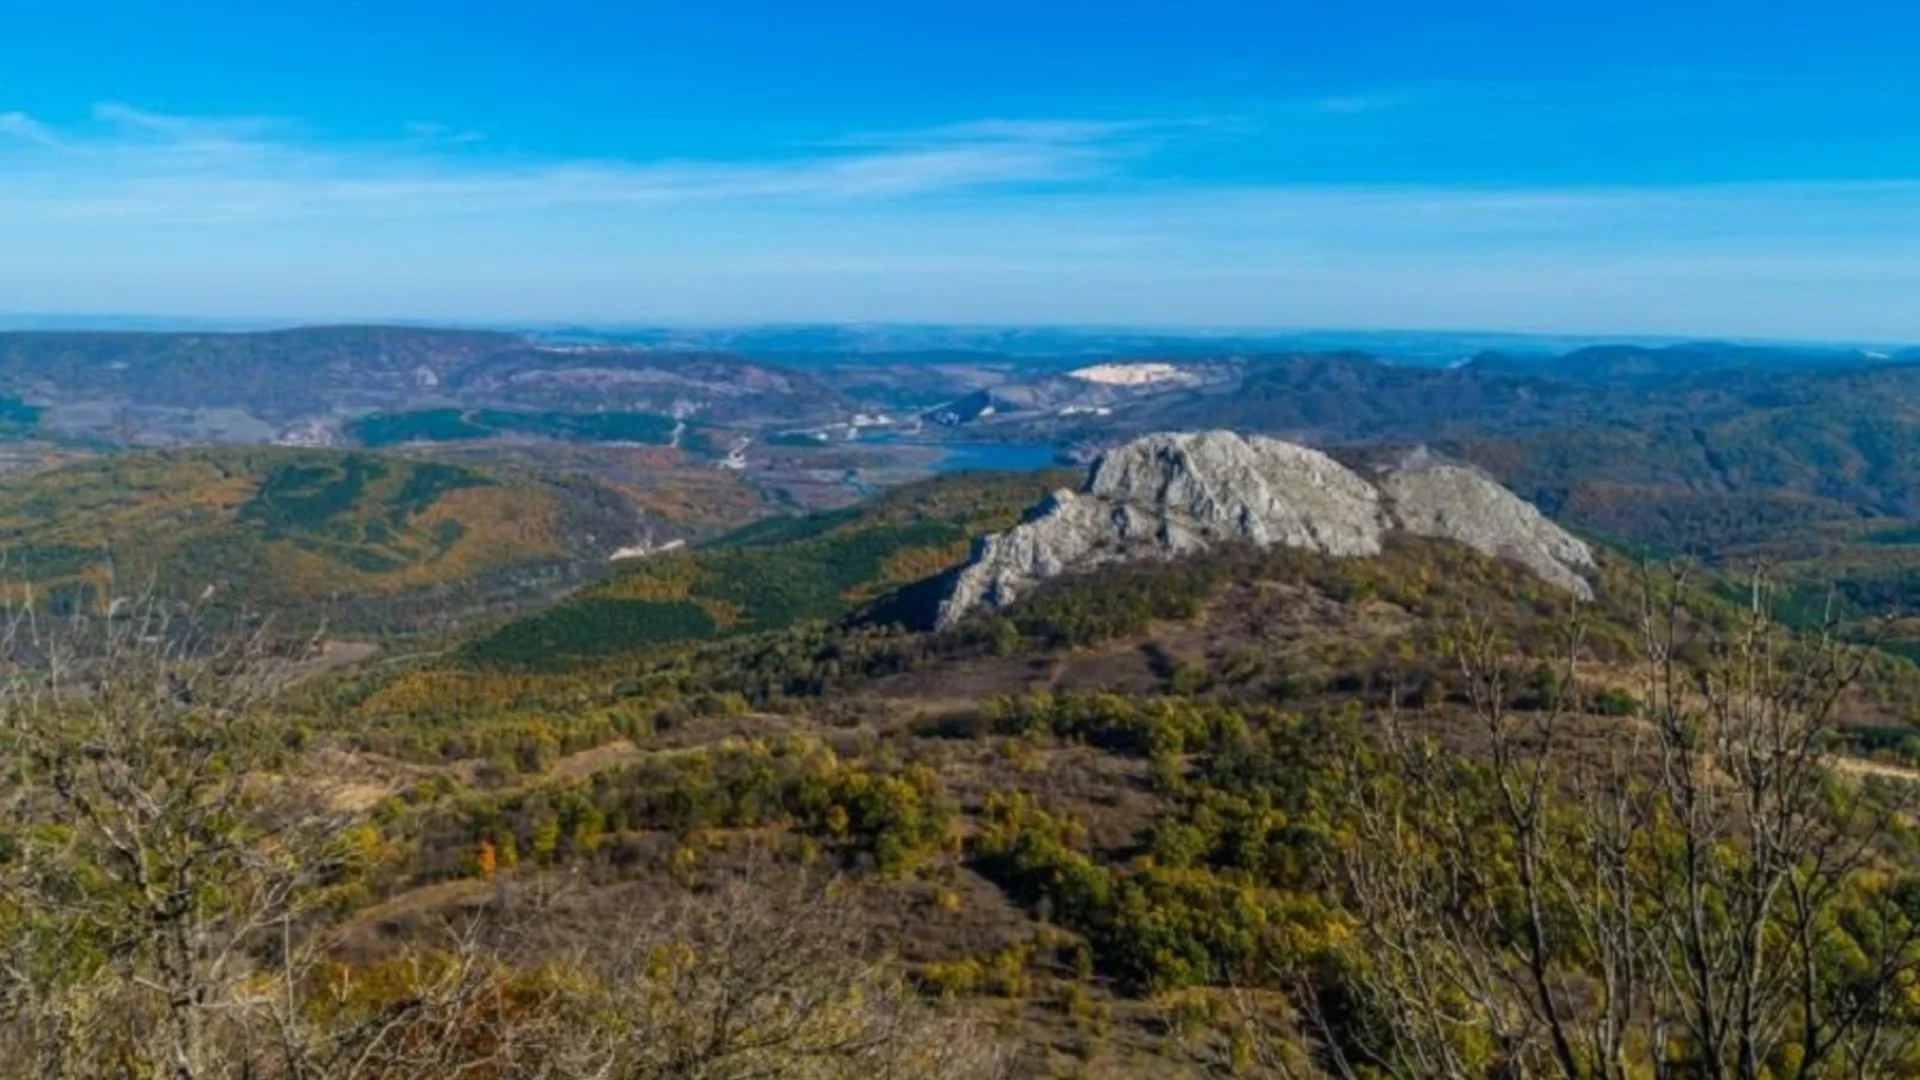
[936, 431, 1594, 627]
[1371, 447, 1595, 597]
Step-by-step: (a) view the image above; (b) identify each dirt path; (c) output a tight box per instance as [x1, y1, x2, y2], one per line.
[544, 739, 645, 782]
[333, 878, 503, 948]
[1829, 755, 1920, 784]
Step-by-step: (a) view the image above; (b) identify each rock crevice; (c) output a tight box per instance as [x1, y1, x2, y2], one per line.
[936, 431, 1594, 627]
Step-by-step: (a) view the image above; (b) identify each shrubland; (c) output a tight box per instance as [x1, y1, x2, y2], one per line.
[9, 472, 1920, 1076]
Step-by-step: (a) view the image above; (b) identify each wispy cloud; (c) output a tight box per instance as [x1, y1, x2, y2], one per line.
[0, 111, 60, 147]
[1308, 94, 1411, 114]
[8, 102, 1920, 336]
[0, 105, 1145, 224]
[90, 102, 291, 147]
[402, 121, 487, 145]
[838, 117, 1163, 146]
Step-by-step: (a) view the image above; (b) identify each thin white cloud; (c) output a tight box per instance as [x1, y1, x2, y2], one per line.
[842, 117, 1160, 146]
[7, 104, 1919, 238]
[0, 111, 60, 147]
[1309, 95, 1411, 114]
[402, 121, 487, 145]
[8, 103, 1920, 337]
[91, 101, 284, 141]
[0, 104, 1133, 223]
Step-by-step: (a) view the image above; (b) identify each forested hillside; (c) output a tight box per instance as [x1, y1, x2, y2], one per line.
[463, 469, 1073, 668]
[13, 503, 1919, 1077]
[0, 447, 660, 633]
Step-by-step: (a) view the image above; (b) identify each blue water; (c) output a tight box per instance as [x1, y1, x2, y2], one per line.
[922, 442, 1066, 474]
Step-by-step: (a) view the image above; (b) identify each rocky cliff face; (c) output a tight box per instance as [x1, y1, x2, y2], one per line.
[936, 431, 1594, 627]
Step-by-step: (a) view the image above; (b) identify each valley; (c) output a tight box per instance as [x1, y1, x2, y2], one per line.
[8, 325, 1920, 659]
[11, 324, 1920, 1077]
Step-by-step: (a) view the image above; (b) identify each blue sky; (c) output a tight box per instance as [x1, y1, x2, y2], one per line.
[5, 1, 1920, 338]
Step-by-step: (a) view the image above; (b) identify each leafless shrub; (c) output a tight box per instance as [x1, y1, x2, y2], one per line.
[0, 593, 1011, 1080]
[1244, 567, 1920, 1079]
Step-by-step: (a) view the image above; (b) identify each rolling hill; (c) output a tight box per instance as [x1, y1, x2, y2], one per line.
[0, 447, 662, 634]
[18, 327, 1920, 1077]
[0, 325, 851, 446]
[460, 468, 1073, 669]
[316, 451, 1920, 1078]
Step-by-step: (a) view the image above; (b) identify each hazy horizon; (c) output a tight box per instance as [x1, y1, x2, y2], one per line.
[0, 313, 1902, 353]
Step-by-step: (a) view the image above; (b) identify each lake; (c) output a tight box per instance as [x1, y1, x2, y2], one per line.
[909, 441, 1068, 474]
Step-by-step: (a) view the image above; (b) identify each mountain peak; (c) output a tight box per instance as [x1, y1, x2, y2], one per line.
[937, 430, 1593, 626]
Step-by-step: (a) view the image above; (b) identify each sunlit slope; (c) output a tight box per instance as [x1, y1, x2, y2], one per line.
[0, 448, 643, 631]
[462, 469, 1073, 669]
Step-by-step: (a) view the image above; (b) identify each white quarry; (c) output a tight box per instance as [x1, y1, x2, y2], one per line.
[1064, 362, 1195, 387]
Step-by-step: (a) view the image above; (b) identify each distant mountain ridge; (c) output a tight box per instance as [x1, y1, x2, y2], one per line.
[0, 322, 1910, 446]
[0, 326, 513, 418]
[0, 325, 850, 445]
[1466, 341, 1894, 383]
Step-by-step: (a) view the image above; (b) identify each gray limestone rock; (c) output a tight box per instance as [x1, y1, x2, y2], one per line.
[1373, 451, 1596, 599]
[936, 431, 1593, 627]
